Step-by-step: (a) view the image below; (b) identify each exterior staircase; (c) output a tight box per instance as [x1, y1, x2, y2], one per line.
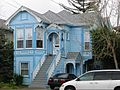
[29, 55, 55, 88]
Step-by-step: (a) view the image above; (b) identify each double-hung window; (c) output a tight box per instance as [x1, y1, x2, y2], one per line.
[20, 63, 29, 76]
[25, 28, 32, 48]
[84, 31, 90, 50]
[16, 28, 24, 48]
[36, 28, 43, 48]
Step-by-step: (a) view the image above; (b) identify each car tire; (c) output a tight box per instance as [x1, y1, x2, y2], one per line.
[114, 87, 120, 90]
[50, 86, 55, 89]
[65, 86, 75, 90]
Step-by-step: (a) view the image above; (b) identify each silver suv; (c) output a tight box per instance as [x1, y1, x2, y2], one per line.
[60, 70, 120, 90]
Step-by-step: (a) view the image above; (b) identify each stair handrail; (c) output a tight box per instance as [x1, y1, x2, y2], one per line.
[31, 52, 46, 80]
[46, 51, 61, 80]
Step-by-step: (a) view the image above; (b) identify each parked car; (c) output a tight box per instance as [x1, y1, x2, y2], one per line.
[60, 70, 120, 90]
[48, 73, 77, 89]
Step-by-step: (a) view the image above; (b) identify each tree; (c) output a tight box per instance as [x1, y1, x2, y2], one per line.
[91, 23, 120, 69]
[59, 0, 100, 13]
[0, 28, 14, 82]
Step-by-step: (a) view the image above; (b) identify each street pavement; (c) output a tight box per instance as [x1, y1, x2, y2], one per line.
[0, 87, 59, 90]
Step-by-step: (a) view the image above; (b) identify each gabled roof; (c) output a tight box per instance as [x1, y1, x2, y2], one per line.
[6, 6, 50, 25]
[66, 52, 81, 60]
[43, 10, 70, 24]
[58, 10, 98, 26]
[6, 6, 98, 26]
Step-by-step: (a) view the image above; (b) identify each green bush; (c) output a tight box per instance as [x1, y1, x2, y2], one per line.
[13, 74, 23, 86]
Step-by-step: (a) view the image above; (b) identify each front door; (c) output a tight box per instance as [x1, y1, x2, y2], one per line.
[48, 33, 59, 55]
[53, 34, 59, 55]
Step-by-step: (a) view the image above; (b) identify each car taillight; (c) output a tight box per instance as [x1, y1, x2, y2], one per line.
[48, 78, 53, 83]
[60, 79, 65, 84]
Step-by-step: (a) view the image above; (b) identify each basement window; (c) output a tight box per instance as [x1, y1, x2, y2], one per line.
[20, 63, 29, 76]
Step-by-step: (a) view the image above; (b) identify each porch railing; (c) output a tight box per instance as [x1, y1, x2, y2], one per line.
[46, 51, 61, 80]
[31, 53, 46, 80]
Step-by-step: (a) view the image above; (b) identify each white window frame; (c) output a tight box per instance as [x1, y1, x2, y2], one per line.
[84, 31, 90, 50]
[20, 62, 29, 77]
[16, 28, 24, 49]
[36, 28, 44, 48]
[25, 27, 32, 48]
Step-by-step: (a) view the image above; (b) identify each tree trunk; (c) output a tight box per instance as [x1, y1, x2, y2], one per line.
[111, 47, 119, 69]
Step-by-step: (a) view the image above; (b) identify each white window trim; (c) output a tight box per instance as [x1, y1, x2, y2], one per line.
[20, 62, 29, 77]
[84, 31, 90, 51]
[36, 28, 44, 49]
[16, 28, 24, 49]
[25, 27, 33, 48]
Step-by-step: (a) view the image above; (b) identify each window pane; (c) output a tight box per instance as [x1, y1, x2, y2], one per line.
[21, 63, 28, 76]
[84, 31, 90, 50]
[85, 42, 90, 50]
[26, 40, 32, 48]
[84, 32, 90, 41]
[37, 40, 43, 48]
[16, 28, 24, 39]
[111, 71, 120, 80]
[94, 72, 110, 80]
[21, 70, 28, 76]
[80, 72, 94, 81]
[17, 40, 23, 48]
[16, 28, 24, 48]
[25, 28, 32, 40]
[36, 29, 43, 40]
[36, 28, 43, 48]
[25, 28, 32, 48]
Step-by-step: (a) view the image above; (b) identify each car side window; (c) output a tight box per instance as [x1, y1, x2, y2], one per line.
[78, 72, 94, 81]
[94, 72, 111, 80]
[111, 71, 120, 80]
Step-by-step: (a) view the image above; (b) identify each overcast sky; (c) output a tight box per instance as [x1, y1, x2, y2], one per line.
[0, 0, 119, 26]
[0, 0, 70, 20]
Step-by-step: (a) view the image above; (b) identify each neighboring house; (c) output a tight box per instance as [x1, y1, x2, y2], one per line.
[6, 6, 97, 87]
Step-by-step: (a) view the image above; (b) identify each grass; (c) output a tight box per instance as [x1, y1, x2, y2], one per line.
[0, 82, 28, 89]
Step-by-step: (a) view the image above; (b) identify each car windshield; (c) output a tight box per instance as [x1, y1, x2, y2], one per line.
[53, 73, 68, 78]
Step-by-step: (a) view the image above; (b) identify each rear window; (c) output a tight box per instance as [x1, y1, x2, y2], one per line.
[53, 73, 68, 78]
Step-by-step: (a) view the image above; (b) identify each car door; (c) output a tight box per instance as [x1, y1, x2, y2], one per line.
[76, 72, 95, 90]
[76, 71, 111, 90]
[109, 71, 120, 89]
[92, 71, 111, 90]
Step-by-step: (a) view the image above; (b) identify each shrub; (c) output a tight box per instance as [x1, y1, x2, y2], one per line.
[13, 74, 23, 86]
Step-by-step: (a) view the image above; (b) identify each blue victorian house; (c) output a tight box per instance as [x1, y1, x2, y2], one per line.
[6, 6, 97, 88]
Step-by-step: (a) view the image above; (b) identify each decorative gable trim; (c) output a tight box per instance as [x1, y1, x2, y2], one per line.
[47, 23, 63, 30]
[6, 6, 42, 25]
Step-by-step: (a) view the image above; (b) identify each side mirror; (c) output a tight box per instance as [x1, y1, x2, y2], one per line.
[76, 78, 80, 81]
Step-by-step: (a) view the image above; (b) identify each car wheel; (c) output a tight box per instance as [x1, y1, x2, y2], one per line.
[50, 86, 55, 89]
[65, 86, 75, 90]
[114, 86, 120, 90]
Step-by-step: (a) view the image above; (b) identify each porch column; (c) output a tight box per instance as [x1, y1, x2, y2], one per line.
[73, 63, 76, 75]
